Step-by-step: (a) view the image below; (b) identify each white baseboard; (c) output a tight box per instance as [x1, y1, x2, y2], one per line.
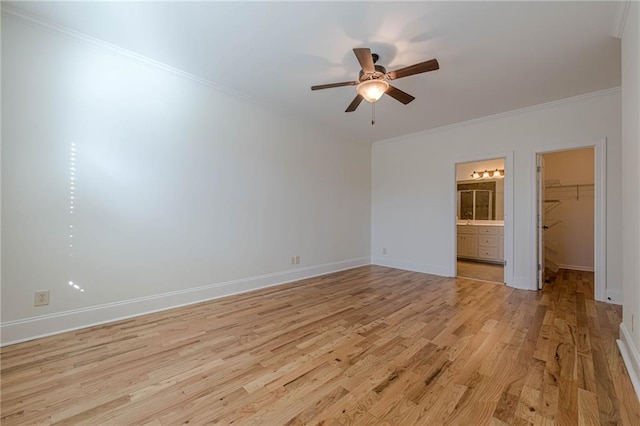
[556, 266, 619, 304]
[370, 258, 537, 292]
[508, 275, 537, 291]
[558, 264, 594, 272]
[617, 323, 640, 401]
[605, 289, 623, 305]
[371, 256, 451, 277]
[0, 257, 370, 346]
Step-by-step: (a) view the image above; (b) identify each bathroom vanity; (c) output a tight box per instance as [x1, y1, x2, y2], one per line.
[457, 221, 504, 264]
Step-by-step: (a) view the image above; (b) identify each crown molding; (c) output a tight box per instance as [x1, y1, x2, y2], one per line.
[374, 86, 622, 146]
[1, 3, 623, 147]
[0, 4, 361, 144]
[611, 1, 631, 38]
[0, 5, 258, 103]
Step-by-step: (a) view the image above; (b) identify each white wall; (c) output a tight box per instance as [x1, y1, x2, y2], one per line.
[543, 148, 594, 271]
[371, 88, 621, 297]
[620, 1, 640, 399]
[0, 14, 371, 344]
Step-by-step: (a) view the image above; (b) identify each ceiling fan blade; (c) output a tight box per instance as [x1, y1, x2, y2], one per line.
[353, 48, 375, 73]
[387, 58, 439, 80]
[345, 94, 364, 112]
[385, 85, 415, 105]
[311, 81, 358, 91]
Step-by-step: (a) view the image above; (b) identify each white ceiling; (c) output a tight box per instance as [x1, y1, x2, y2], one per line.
[6, 1, 621, 142]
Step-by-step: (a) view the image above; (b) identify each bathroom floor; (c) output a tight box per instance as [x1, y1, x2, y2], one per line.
[457, 259, 504, 283]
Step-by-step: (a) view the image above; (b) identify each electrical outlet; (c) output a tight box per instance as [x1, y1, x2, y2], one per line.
[382, 248, 387, 255]
[295, 256, 300, 264]
[34, 290, 50, 307]
[290, 257, 295, 265]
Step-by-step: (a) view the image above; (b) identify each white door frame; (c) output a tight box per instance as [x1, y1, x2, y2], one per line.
[537, 154, 546, 290]
[530, 138, 607, 301]
[453, 151, 514, 287]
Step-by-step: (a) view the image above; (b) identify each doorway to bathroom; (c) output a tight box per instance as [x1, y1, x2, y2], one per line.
[455, 158, 506, 283]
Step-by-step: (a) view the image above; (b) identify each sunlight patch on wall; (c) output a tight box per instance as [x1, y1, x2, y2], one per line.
[68, 142, 84, 293]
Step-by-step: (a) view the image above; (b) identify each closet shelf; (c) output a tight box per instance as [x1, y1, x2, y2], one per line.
[545, 220, 562, 229]
[545, 182, 594, 201]
[545, 246, 559, 257]
[545, 258, 560, 274]
[543, 199, 562, 214]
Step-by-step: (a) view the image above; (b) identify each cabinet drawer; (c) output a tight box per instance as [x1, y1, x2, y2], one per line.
[479, 236, 497, 247]
[478, 247, 498, 259]
[477, 227, 499, 235]
[457, 226, 477, 234]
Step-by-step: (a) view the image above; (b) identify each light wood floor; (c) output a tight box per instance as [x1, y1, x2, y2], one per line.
[1, 266, 638, 425]
[457, 259, 505, 283]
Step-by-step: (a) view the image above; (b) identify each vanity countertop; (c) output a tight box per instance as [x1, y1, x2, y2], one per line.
[457, 220, 504, 227]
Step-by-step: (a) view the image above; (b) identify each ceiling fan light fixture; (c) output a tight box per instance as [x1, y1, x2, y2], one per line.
[356, 79, 389, 103]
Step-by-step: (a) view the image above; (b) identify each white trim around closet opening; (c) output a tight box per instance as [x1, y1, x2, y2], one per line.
[529, 138, 607, 301]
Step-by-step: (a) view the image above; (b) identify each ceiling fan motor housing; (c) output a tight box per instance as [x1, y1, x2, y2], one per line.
[359, 65, 388, 82]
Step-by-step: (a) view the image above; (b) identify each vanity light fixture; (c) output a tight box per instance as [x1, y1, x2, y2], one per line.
[471, 169, 505, 179]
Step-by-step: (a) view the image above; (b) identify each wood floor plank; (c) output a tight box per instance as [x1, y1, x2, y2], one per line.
[578, 387, 601, 425]
[1, 266, 638, 425]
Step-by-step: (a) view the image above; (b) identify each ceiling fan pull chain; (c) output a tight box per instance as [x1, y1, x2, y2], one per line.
[372, 102, 376, 125]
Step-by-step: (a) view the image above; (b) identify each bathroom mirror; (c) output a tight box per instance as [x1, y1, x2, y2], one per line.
[457, 180, 504, 220]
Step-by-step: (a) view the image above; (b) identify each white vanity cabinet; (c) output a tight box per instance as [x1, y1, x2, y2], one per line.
[457, 227, 478, 258]
[457, 225, 504, 263]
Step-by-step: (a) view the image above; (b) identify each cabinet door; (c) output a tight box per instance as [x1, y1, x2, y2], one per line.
[466, 235, 478, 257]
[457, 235, 466, 256]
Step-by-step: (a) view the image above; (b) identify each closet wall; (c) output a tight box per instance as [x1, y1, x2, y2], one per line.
[543, 148, 595, 271]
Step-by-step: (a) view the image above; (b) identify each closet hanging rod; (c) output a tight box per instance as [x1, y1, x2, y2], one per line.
[546, 183, 594, 189]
